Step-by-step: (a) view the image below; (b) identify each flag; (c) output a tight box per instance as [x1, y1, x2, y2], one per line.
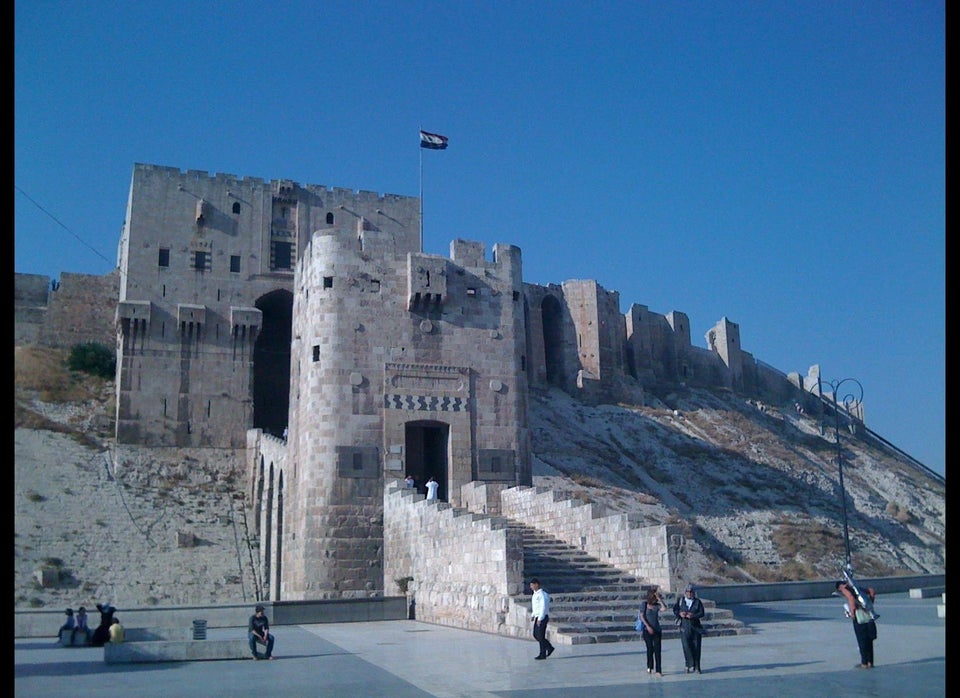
[420, 130, 448, 150]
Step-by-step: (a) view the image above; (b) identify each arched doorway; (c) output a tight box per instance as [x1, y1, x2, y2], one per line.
[405, 420, 449, 500]
[253, 289, 293, 437]
[541, 295, 565, 387]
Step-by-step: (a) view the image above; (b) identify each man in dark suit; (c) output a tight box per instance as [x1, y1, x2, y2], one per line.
[673, 585, 705, 673]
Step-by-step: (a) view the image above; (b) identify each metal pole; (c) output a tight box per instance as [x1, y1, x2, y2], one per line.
[833, 390, 852, 567]
[419, 136, 424, 252]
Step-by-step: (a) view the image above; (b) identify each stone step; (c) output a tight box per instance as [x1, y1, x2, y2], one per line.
[548, 614, 750, 645]
[560, 624, 752, 646]
[545, 608, 735, 621]
[506, 518, 751, 645]
[515, 592, 722, 608]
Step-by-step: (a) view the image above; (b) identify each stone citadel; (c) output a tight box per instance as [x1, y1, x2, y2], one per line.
[15, 163, 882, 636]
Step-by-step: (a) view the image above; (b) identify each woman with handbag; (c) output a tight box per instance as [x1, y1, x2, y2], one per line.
[637, 587, 664, 676]
[836, 580, 877, 668]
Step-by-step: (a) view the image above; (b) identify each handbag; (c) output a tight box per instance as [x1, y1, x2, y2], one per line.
[635, 614, 645, 633]
[854, 608, 872, 624]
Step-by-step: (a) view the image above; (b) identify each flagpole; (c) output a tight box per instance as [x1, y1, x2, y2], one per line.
[419, 139, 424, 253]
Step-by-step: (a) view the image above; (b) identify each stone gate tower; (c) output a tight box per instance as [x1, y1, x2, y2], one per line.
[280, 227, 532, 598]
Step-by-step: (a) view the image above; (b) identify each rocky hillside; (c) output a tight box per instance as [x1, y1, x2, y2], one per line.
[526, 384, 945, 584]
[14, 346, 945, 610]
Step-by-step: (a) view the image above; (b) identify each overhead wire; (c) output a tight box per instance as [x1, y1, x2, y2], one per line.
[15, 184, 115, 267]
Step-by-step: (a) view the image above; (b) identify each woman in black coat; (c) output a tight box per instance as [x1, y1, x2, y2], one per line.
[90, 603, 115, 647]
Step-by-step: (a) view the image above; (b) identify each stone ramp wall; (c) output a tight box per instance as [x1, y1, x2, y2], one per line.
[383, 479, 682, 639]
[499, 484, 679, 592]
[383, 480, 524, 636]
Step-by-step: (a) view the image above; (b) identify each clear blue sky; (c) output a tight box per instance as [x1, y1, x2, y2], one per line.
[15, 1, 944, 476]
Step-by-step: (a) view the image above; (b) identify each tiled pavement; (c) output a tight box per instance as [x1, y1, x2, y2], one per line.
[15, 592, 944, 698]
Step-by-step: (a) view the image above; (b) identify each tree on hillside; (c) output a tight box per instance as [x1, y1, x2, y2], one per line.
[67, 342, 115, 379]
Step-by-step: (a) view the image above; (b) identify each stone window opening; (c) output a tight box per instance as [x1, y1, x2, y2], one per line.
[323, 276, 333, 289]
[158, 248, 170, 267]
[312, 345, 320, 362]
[232, 202, 241, 214]
[326, 212, 334, 225]
[272, 241, 293, 270]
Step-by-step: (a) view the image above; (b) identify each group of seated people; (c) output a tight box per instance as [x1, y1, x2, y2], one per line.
[57, 603, 123, 646]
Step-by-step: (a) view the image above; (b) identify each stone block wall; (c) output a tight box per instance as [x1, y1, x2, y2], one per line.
[459, 480, 510, 516]
[40, 271, 120, 349]
[14, 273, 49, 345]
[15, 271, 118, 349]
[500, 485, 679, 592]
[381, 479, 682, 639]
[383, 480, 527, 636]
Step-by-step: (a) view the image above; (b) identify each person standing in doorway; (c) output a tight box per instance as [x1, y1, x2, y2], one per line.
[529, 578, 556, 660]
[425, 476, 439, 500]
[673, 584, 705, 673]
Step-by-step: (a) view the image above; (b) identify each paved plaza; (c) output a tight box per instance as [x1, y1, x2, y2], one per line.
[15, 593, 944, 698]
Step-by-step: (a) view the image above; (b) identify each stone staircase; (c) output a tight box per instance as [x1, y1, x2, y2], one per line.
[508, 522, 753, 644]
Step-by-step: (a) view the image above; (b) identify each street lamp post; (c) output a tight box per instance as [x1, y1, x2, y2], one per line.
[817, 376, 864, 569]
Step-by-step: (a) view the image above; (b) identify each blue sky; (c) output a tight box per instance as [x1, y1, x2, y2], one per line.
[14, 1, 944, 476]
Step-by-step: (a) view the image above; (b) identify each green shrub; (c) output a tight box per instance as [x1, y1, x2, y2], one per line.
[67, 342, 116, 379]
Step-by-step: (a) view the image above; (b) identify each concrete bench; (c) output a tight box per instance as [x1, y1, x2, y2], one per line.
[59, 628, 91, 647]
[908, 586, 945, 599]
[124, 627, 192, 642]
[104, 638, 250, 663]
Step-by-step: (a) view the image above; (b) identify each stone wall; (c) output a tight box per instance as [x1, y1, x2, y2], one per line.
[42, 271, 120, 349]
[15, 271, 119, 349]
[383, 479, 526, 636]
[499, 485, 680, 592]
[14, 273, 50, 346]
[382, 478, 680, 638]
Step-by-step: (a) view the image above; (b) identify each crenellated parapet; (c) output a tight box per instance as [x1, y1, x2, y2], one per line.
[526, 279, 791, 404]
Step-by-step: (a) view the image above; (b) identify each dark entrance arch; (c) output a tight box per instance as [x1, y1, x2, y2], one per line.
[405, 420, 449, 500]
[541, 295, 565, 387]
[253, 289, 293, 437]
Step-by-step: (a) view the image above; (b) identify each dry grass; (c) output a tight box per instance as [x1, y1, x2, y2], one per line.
[771, 519, 845, 561]
[15, 345, 106, 402]
[15, 345, 112, 447]
[885, 501, 914, 524]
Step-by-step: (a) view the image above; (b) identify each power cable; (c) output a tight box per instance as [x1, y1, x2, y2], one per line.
[15, 184, 114, 266]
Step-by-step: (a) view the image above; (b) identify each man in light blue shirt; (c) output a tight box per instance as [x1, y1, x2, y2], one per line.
[530, 578, 555, 660]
